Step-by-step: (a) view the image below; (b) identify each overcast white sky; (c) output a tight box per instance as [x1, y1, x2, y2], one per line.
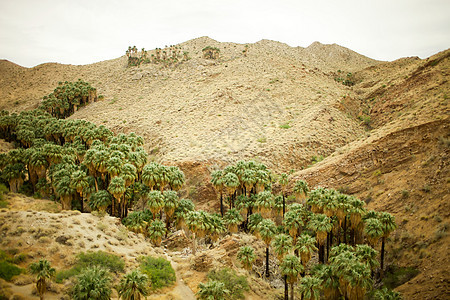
[0, 0, 449, 67]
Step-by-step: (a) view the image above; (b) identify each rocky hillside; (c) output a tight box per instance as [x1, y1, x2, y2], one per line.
[0, 37, 449, 299]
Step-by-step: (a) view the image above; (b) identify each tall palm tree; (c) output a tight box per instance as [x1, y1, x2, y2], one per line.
[185, 210, 202, 255]
[283, 210, 304, 243]
[257, 219, 276, 277]
[173, 198, 195, 230]
[223, 172, 239, 208]
[295, 233, 318, 266]
[147, 219, 166, 246]
[108, 176, 126, 217]
[88, 190, 112, 213]
[312, 264, 340, 300]
[163, 190, 179, 229]
[298, 276, 322, 300]
[237, 246, 256, 271]
[255, 191, 274, 218]
[272, 233, 293, 262]
[146, 190, 165, 219]
[307, 213, 333, 263]
[280, 254, 304, 300]
[273, 233, 293, 300]
[355, 244, 379, 273]
[55, 176, 76, 210]
[29, 259, 55, 300]
[197, 280, 230, 300]
[210, 170, 225, 216]
[141, 162, 160, 190]
[223, 208, 243, 233]
[70, 170, 89, 213]
[71, 266, 112, 300]
[248, 212, 263, 234]
[378, 212, 397, 271]
[279, 173, 289, 216]
[293, 180, 309, 203]
[167, 166, 184, 191]
[116, 269, 149, 300]
[363, 217, 384, 247]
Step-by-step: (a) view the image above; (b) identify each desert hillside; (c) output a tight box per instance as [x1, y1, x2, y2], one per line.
[0, 37, 449, 299]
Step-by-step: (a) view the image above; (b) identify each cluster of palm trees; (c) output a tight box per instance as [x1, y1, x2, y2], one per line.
[208, 161, 397, 299]
[202, 46, 220, 59]
[0, 102, 186, 219]
[39, 80, 97, 119]
[126, 45, 189, 67]
[29, 259, 150, 300]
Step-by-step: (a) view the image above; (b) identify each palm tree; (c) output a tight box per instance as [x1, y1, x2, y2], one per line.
[208, 213, 226, 242]
[70, 170, 89, 213]
[279, 173, 289, 216]
[298, 276, 322, 300]
[71, 266, 112, 300]
[293, 180, 309, 203]
[141, 162, 160, 190]
[307, 214, 333, 263]
[280, 254, 304, 300]
[185, 210, 202, 255]
[29, 259, 55, 300]
[364, 217, 384, 247]
[237, 246, 256, 271]
[248, 213, 263, 234]
[108, 176, 126, 217]
[163, 190, 179, 229]
[257, 219, 276, 277]
[295, 233, 318, 266]
[223, 208, 243, 233]
[146, 190, 165, 219]
[378, 212, 397, 271]
[173, 198, 195, 230]
[272, 233, 293, 261]
[255, 191, 274, 218]
[210, 170, 225, 216]
[147, 219, 166, 246]
[167, 166, 184, 190]
[117, 269, 149, 300]
[197, 280, 230, 300]
[88, 190, 112, 213]
[312, 264, 340, 300]
[283, 210, 304, 243]
[273, 233, 293, 300]
[355, 244, 379, 272]
[55, 176, 76, 210]
[223, 172, 239, 208]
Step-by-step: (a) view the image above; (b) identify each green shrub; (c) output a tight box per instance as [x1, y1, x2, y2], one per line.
[76, 251, 124, 273]
[0, 260, 22, 281]
[139, 256, 176, 290]
[383, 265, 419, 289]
[56, 251, 125, 283]
[207, 268, 249, 300]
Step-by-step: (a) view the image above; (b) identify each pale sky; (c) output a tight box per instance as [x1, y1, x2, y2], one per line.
[0, 0, 449, 67]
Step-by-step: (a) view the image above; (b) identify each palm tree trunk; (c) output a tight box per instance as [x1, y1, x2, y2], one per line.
[381, 236, 385, 275]
[282, 194, 286, 217]
[290, 282, 294, 300]
[192, 232, 197, 256]
[265, 246, 270, 277]
[284, 275, 289, 300]
[326, 232, 330, 263]
[220, 193, 224, 217]
[318, 244, 324, 264]
[343, 217, 347, 244]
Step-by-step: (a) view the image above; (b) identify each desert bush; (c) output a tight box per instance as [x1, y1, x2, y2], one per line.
[0, 260, 23, 281]
[382, 265, 419, 289]
[138, 256, 175, 290]
[206, 268, 249, 300]
[56, 251, 124, 283]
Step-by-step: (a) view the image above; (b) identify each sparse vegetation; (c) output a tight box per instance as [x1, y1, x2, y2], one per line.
[205, 268, 249, 299]
[138, 256, 176, 290]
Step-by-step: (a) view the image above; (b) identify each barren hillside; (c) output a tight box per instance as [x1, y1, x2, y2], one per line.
[0, 37, 449, 299]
